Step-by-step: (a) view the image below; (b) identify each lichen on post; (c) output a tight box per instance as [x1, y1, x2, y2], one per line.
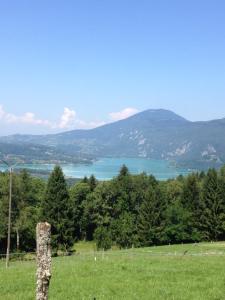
[36, 222, 51, 300]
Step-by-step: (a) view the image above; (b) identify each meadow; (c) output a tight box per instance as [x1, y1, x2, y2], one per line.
[1, 242, 225, 300]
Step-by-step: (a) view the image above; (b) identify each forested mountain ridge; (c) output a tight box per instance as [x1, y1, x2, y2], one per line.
[1, 109, 225, 168]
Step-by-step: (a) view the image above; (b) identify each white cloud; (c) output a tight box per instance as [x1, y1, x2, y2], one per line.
[58, 107, 76, 129]
[57, 107, 105, 130]
[0, 105, 52, 127]
[0, 104, 139, 134]
[0, 105, 105, 131]
[109, 107, 139, 121]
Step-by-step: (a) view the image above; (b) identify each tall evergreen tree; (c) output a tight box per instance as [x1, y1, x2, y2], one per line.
[19, 170, 34, 205]
[217, 167, 225, 240]
[15, 170, 36, 250]
[41, 166, 74, 251]
[200, 169, 225, 240]
[182, 174, 200, 211]
[114, 166, 135, 214]
[181, 173, 202, 240]
[89, 174, 97, 191]
[70, 182, 91, 240]
[0, 173, 9, 252]
[81, 176, 89, 184]
[82, 182, 113, 240]
[137, 187, 165, 246]
[118, 164, 129, 178]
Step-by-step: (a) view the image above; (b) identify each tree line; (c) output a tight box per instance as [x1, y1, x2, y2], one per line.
[1, 164, 225, 253]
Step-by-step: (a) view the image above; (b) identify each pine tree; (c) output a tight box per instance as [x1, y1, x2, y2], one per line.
[41, 166, 74, 251]
[182, 174, 200, 210]
[89, 174, 97, 191]
[15, 170, 36, 251]
[82, 182, 113, 240]
[181, 173, 202, 241]
[218, 166, 225, 240]
[70, 182, 91, 240]
[200, 169, 225, 240]
[118, 164, 129, 178]
[19, 169, 33, 205]
[137, 187, 165, 246]
[0, 173, 9, 251]
[81, 176, 89, 184]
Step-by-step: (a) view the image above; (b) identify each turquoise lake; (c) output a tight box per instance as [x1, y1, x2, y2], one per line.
[1, 158, 192, 180]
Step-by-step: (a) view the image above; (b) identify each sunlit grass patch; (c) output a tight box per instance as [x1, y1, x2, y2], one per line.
[0, 242, 225, 300]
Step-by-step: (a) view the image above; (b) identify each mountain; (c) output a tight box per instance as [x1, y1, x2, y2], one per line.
[0, 142, 94, 165]
[1, 109, 225, 169]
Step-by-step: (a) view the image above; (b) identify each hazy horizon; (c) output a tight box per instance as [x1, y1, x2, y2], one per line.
[1, 108, 225, 137]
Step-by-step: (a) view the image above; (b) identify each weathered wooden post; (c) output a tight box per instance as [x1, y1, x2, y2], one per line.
[36, 222, 51, 300]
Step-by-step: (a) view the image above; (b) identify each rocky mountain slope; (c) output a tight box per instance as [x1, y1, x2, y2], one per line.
[1, 109, 225, 168]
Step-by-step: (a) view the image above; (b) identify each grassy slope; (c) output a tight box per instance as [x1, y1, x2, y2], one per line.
[1, 242, 225, 300]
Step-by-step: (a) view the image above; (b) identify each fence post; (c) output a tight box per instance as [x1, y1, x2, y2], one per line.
[36, 222, 51, 300]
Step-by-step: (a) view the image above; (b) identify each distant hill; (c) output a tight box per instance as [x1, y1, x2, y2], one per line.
[0, 142, 93, 165]
[1, 109, 225, 169]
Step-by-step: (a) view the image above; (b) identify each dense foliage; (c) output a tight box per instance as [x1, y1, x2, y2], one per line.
[1, 165, 225, 253]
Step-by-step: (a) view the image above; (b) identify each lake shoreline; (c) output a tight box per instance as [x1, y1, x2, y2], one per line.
[0, 157, 194, 181]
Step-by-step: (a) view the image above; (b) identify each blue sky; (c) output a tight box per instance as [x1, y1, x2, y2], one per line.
[0, 0, 225, 135]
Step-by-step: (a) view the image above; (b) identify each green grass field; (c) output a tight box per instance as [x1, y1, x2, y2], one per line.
[1, 242, 225, 300]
